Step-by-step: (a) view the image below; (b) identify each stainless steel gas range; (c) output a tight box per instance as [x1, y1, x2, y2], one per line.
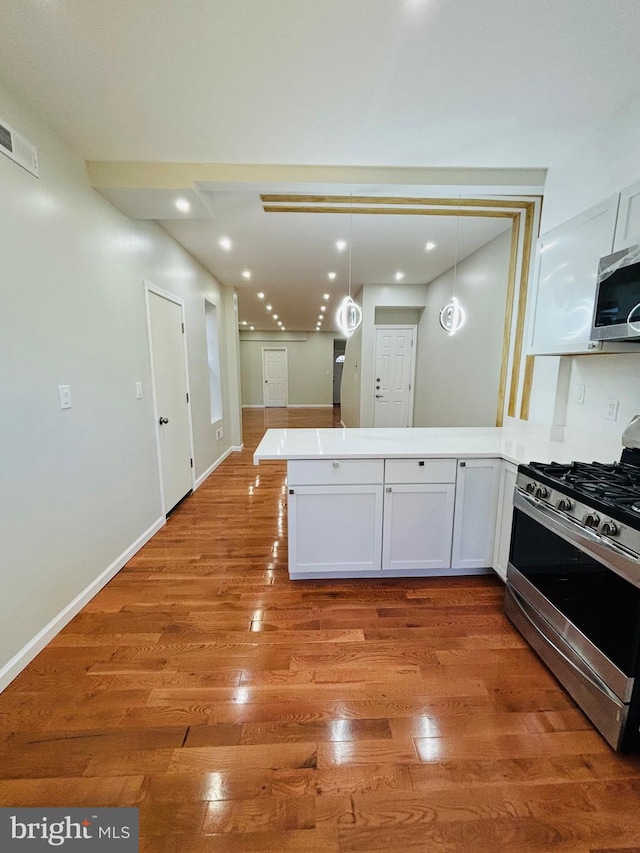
[505, 416, 640, 751]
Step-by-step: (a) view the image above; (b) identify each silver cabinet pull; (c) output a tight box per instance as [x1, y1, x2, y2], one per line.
[332, 461, 340, 468]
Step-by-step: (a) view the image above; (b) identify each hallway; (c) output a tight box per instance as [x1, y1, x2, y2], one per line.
[0, 407, 639, 852]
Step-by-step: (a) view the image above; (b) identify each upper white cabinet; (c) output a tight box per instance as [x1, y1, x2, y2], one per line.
[528, 195, 619, 355]
[451, 459, 501, 570]
[614, 179, 640, 251]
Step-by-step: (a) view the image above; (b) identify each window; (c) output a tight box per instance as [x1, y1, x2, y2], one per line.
[205, 300, 223, 423]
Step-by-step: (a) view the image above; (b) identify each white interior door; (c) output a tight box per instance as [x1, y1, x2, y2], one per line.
[373, 326, 416, 427]
[262, 347, 288, 407]
[147, 288, 194, 514]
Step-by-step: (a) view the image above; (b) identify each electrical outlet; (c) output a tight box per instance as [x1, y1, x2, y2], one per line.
[216, 427, 223, 440]
[135, 381, 143, 399]
[605, 400, 619, 421]
[574, 383, 586, 404]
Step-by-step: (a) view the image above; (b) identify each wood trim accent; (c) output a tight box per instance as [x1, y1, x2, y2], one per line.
[263, 205, 515, 219]
[261, 194, 538, 209]
[507, 202, 536, 418]
[262, 193, 540, 424]
[495, 215, 521, 427]
[519, 355, 535, 421]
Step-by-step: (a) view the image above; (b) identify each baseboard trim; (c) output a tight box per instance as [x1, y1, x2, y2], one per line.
[0, 515, 165, 694]
[231, 444, 244, 452]
[241, 404, 333, 409]
[194, 447, 233, 489]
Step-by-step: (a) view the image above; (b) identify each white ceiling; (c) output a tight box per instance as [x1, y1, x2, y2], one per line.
[1, 0, 639, 330]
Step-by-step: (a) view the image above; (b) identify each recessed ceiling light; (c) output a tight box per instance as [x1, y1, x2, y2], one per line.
[318, 314, 323, 320]
[328, 272, 337, 280]
[425, 241, 437, 251]
[257, 292, 265, 299]
[323, 293, 330, 300]
[175, 197, 190, 213]
[241, 320, 247, 326]
[320, 306, 326, 312]
[336, 240, 347, 252]
[242, 270, 251, 279]
[395, 272, 405, 281]
[281, 327, 286, 331]
[219, 237, 232, 251]
[266, 304, 272, 311]
[277, 321, 282, 327]
[250, 326, 255, 330]
[273, 314, 278, 320]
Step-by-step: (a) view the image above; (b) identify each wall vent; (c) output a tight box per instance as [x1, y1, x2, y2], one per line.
[0, 117, 39, 178]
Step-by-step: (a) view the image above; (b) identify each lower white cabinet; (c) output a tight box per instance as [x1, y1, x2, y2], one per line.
[287, 456, 501, 578]
[492, 461, 518, 581]
[288, 484, 383, 575]
[451, 458, 501, 570]
[382, 483, 455, 571]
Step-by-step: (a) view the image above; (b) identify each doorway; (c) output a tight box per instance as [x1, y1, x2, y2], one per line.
[373, 325, 417, 427]
[145, 283, 195, 515]
[262, 347, 288, 407]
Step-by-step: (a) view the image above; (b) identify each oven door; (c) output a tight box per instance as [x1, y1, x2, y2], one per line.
[506, 490, 640, 749]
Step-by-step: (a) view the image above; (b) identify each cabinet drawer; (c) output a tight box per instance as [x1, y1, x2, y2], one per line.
[385, 458, 456, 484]
[288, 459, 384, 485]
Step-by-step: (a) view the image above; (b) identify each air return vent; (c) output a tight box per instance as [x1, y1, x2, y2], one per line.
[0, 117, 39, 178]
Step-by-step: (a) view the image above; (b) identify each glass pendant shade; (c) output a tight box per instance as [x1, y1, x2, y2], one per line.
[439, 295, 466, 336]
[337, 295, 362, 337]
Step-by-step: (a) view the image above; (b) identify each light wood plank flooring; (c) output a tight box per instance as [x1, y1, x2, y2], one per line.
[1, 407, 640, 852]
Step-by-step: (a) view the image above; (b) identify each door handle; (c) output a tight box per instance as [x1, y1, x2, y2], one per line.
[159, 417, 169, 425]
[375, 394, 383, 398]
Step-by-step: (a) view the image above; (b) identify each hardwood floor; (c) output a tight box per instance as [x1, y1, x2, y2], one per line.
[2, 406, 640, 852]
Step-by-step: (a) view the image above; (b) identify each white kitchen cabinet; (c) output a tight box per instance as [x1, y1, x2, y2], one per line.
[528, 195, 619, 355]
[287, 459, 384, 576]
[614, 179, 640, 251]
[382, 483, 455, 571]
[288, 484, 384, 576]
[451, 458, 501, 571]
[287, 455, 500, 579]
[492, 461, 518, 582]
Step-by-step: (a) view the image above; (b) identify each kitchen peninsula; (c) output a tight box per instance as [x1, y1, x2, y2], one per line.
[254, 426, 570, 581]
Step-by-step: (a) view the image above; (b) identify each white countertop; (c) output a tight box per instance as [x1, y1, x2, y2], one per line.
[253, 426, 620, 467]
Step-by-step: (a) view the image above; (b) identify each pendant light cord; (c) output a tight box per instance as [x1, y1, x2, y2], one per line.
[452, 194, 461, 299]
[348, 194, 353, 298]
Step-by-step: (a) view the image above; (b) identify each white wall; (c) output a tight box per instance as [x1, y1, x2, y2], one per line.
[352, 233, 511, 428]
[414, 230, 511, 427]
[240, 332, 336, 406]
[0, 83, 241, 686]
[564, 354, 640, 459]
[541, 92, 640, 233]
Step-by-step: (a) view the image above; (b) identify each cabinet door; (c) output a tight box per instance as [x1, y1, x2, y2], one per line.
[529, 196, 619, 355]
[452, 459, 501, 570]
[382, 484, 455, 571]
[491, 461, 518, 582]
[614, 179, 640, 251]
[288, 485, 383, 575]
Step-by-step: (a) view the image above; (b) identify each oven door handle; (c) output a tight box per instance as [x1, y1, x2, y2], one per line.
[508, 583, 625, 706]
[514, 490, 640, 585]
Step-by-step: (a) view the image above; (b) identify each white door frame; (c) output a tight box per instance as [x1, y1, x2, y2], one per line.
[144, 281, 196, 516]
[373, 325, 417, 427]
[261, 346, 288, 407]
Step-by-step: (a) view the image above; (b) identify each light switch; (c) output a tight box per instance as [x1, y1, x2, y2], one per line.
[58, 385, 72, 409]
[136, 381, 143, 399]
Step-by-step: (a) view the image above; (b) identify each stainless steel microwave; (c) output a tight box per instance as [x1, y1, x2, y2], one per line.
[591, 244, 640, 341]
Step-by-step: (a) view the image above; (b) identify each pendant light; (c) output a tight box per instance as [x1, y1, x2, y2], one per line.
[337, 195, 362, 337]
[439, 197, 466, 336]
